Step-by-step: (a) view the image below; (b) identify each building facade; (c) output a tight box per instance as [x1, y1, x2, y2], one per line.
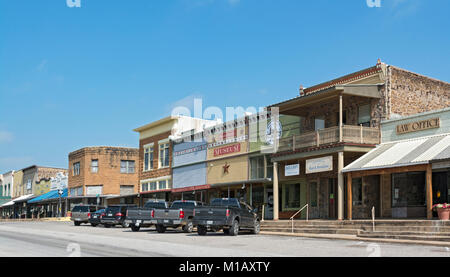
[67, 146, 139, 208]
[268, 60, 449, 220]
[21, 166, 68, 197]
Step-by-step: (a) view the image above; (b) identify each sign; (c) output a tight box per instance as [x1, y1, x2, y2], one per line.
[213, 143, 241, 157]
[306, 156, 333, 174]
[266, 120, 282, 145]
[86, 186, 103, 196]
[396, 118, 440, 135]
[285, 164, 300, 176]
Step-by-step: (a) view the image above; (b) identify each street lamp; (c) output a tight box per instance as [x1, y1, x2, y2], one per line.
[58, 189, 63, 218]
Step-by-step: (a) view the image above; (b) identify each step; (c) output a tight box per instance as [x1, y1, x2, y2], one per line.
[359, 230, 450, 237]
[261, 227, 359, 235]
[357, 232, 450, 242]
[262, 220, 450, 228]
[361, 225, 450, 233]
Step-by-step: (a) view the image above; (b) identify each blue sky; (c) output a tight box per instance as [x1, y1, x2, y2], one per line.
[0, 0, 449, 172]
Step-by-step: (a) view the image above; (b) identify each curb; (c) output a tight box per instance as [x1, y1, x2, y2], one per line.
[260, 231, 450, 247]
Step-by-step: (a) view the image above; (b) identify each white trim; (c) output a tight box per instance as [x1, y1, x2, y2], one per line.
[143, 142, 155, 148]
[158, 138, 170, 145]
[140, 176, 171, 184]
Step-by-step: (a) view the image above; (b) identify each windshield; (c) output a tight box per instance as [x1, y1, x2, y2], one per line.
[72, 206, 89, 212]
[144, 201, 167, 209]
[170, 201, 196, 209]
[210, 198, 239, 208]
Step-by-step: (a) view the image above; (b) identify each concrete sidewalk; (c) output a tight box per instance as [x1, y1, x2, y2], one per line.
[260, 231, 450, 247]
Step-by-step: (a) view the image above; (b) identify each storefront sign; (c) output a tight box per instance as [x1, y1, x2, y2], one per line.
[285, 164, 300, 176]
[396, 118, 440, 135]
[306, 156, 333, 174]
[213, 143, 241, 157]
[174, 145, 207, 157]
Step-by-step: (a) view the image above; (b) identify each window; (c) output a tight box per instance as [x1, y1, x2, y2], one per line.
[392, 172, 426, 207]
[310, 182, 318, 207]
[91, 159, 98, 173]
[352, 178, 363, 206]
[159, 180, 167, 190]
[144, 146, 154, 171]
[120, 160, 135, 174]
[358, 104, 371, 127]
[314, 116, 325, 131]
[149, 182, 157, 191]
[336, 111, 347, 125]
[70, 186, 83, 196]
[159, 143, 170, 168]
[142, 183, 149, 192]
[284, 184, 301, 209]
[250, 156, 265, 180]
[73, 162, 80, 176]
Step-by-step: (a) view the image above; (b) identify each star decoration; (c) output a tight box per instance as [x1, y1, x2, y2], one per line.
[223, 163, 230, 174]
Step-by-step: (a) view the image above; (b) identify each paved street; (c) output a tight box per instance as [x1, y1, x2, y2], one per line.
[0, 221, 449, 257]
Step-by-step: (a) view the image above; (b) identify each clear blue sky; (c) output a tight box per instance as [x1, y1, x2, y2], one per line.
[0, 0, 449, 173]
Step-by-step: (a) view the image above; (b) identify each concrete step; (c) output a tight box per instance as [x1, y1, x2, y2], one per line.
[261, 227, 359, 235]
[261, 220, 450, 228]
[359, 230, 450, 237]
[358, 232, 450, 242]
[361, 226, 450, 233]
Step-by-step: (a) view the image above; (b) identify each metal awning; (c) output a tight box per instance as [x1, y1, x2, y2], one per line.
[28, 189, 68, 204]
[343, 133, 450, 173]
[0, 194, 35, 207]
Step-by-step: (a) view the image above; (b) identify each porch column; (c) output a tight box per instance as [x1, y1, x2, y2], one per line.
[426, 164, 433, 220]
[273, 161, 279, 221]
[347, 173, 352, 220]
[338, 152, 344, 220]
[339, 94, 343, 143]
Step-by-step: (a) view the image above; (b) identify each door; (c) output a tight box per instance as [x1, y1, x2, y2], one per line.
[433, 172, 448, 204]
[328, 179, 337, 219]
[265, 189, 273, 220]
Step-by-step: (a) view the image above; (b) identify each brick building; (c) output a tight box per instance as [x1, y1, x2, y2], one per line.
[67, 146, 139, 208]
[133, 116, 218, 205]
[268, 60, 449, 220]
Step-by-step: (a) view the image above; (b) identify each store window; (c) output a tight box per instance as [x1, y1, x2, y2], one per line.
[352, 178, 363, 206]
[284, 184, 301, 209]
[392, 172, 426, 207]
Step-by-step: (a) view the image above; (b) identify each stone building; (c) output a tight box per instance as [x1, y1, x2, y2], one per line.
[67, 146, 139, 208]
[268, 60, 449, 220]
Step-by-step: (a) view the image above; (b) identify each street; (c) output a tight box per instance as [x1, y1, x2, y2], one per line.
[0, 221, 449, 257]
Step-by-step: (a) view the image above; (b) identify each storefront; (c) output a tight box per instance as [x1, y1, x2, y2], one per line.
[343, 107, 450, 219]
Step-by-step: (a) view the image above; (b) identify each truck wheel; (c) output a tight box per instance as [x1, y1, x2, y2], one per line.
[74, 221, 81, 226]
[252, 219, 261, 234]
[197, 226, 207, 236]
[156, 225, 166, 233]
[229, 219, 239, 236]
[131, 225, 140, 232]
[183, 221, 193, 233]
[91, 223, 98, 227]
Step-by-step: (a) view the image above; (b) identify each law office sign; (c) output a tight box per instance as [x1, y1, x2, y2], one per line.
[306, 156, 333, 174]
[285, 164, 300, 177]
[396, 118, 440, 135]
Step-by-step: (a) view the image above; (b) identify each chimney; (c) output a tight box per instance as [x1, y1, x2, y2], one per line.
[299, 84, 305, 97]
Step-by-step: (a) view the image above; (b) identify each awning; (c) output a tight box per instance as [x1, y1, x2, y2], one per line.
[210, 178, 272, 188]
[0, 194, 34, 207]
[28, 189, 68, 204]
[343, 133, 450, 173]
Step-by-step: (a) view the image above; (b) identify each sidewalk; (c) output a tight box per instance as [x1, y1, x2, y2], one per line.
[0, 217, 71, 222]
[260, 231, 450, 247]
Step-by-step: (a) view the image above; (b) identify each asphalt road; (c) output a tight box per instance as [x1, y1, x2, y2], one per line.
[0, 221, 449, 257]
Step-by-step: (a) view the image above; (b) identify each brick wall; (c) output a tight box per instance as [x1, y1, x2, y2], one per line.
[389, 66, 450, 118]
[68, 147, 139, 196]
[138, 131, 172, 192]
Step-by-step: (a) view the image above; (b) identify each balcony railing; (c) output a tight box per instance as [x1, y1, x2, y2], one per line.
[277, 125, 380, 153]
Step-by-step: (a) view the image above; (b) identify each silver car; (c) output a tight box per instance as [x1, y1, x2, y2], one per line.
[71, 205, 99, 226]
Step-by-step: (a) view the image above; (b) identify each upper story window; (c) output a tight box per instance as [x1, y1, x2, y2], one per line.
[121, 160, 135, 174]
[91, 159, 99, 173]
[144, 145, 154, 171]
[250, 156, 265, 180]
[73, 162, 80, 176]
[314, 116, 325, 131]
[159, 143, 170, 168]
[358, 104, 371, 127]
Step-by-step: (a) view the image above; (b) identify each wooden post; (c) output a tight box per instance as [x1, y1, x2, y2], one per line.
[338, 152, 344, 221]
[426, 164, 433, 220]
[339, 94, 343, 143]
[273, 162, 279, 221]
[347, 173, 352, 220]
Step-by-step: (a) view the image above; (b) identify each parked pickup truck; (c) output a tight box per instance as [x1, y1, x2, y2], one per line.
[192, 198, 260, 236]
[153, 200, 204, 233]
[125, 200, 169, 232]
[71, 205, 100, 226]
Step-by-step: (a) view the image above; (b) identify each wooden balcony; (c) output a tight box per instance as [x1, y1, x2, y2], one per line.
[277, 125, 380, 153]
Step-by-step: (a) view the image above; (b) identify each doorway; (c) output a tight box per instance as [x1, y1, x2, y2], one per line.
[433, 172, 448, 204]
[328, 178, 337, 219]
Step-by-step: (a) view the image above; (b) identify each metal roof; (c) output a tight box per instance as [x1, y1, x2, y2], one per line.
[343, 133, 450, 173]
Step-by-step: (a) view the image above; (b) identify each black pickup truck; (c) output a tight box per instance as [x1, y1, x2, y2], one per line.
[192, 198, 260, 236]
[153, 200, 204, 233]
[125, 200, 169, 232]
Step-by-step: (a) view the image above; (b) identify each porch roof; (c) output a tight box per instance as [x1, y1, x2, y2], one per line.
[343, 133, 450, 173]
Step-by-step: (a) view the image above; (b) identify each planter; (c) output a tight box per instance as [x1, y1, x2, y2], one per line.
[437, 208, 450, 220]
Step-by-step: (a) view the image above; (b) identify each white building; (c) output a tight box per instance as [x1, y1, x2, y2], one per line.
[1, 171, 14, 197]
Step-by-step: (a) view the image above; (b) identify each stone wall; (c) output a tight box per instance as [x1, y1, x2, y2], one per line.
[389, 66, 450, 118]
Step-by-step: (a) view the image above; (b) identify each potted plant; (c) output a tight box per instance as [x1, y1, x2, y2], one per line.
[433, 203, 450, 220]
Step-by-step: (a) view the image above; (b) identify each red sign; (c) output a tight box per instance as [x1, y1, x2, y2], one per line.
[213, 143, 241, 157]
